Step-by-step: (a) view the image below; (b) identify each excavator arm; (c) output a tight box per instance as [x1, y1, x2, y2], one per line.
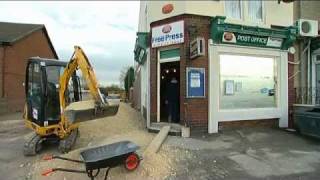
[58, 46, 118, 134]
[59, 46, 104, 110]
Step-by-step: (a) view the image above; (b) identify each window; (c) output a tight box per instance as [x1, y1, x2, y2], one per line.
[26, 63, 43, 120]
[45, 66, 65, 120]
[225, 0, 242, 19]
[219, 54, 276, 109]
[248, 0, 263, 22]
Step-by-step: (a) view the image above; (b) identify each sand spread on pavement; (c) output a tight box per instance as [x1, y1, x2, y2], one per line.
[32, 103, 177, 180]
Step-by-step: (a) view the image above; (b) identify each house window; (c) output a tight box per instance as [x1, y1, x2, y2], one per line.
[225, 0, 242, 19]
[219, 54, 277, 109]
[248, 0, 263, 22]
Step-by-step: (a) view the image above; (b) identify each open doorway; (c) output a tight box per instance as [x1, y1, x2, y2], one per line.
[160, 61, 180, 123]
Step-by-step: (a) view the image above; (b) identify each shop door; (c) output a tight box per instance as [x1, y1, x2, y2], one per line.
[160, 62, 180, 123]
[157, 48, 180, 123]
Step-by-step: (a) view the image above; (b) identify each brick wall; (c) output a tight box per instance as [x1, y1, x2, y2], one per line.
[294, 1, 320, 22]
[0, 47, 4, 97]
[219, 119, 279, 130]
[3, 30, 56, 112]
[150, 14, 211, 132]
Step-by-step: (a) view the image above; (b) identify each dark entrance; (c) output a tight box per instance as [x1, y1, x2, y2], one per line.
[160, 61, 180, 123]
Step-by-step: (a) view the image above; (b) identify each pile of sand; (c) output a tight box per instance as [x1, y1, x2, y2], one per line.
[31, 103, 177, 180]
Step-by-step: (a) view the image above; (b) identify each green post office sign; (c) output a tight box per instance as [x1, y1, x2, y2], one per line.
[222, 32, 283, 48]
[210, 16, 297, 50]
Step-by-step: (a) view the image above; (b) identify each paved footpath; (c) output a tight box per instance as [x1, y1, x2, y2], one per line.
[0, 113, 36, 180]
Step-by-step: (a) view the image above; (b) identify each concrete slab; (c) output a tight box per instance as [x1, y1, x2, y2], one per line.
[149, 122, 181, 136]
[144, 125, 170, 155]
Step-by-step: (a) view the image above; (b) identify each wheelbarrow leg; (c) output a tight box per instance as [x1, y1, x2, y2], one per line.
[86, 168, 111, 180]
[86, 169, 101, 180]
[104, 167, 111, 180]
[42, 168, 86, 176]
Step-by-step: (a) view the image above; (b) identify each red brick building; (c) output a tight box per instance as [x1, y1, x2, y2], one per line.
[0, 22, 58, 113]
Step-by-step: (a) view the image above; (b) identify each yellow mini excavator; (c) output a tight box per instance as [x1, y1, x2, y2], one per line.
[23, 46, 119, 155]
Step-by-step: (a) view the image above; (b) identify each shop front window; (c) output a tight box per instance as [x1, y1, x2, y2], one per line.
[219, 54, 276, 109]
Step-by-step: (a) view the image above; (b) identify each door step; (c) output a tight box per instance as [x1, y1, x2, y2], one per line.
[148, 122, 182, 136]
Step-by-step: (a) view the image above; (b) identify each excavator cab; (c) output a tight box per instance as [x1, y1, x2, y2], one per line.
[25, 58, 82, 128]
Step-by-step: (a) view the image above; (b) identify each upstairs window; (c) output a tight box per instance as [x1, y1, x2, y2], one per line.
[248, 0, 263, 22]
[225, 0, 242, 20]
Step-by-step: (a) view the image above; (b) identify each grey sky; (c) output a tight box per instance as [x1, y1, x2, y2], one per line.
[0, 1, 140, 86]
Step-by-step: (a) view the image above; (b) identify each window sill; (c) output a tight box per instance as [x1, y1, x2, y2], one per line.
[224, 18, 269, 29]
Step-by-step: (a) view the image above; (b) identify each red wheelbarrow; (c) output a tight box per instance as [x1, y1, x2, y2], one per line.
[42, 141, 141, 180]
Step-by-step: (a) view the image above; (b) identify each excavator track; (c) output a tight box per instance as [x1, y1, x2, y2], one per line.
[58, 128, 79, 153]
[23, 132, 44, 156]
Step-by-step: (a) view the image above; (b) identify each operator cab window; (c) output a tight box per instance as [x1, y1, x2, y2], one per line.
[45, 65, 64, 121]
[28, 63, 42, 97]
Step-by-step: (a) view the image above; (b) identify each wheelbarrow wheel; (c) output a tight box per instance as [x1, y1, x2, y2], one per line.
[124, 153, 140, 171]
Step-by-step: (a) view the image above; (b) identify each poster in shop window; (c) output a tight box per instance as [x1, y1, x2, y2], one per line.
[186, 67, 205, 98]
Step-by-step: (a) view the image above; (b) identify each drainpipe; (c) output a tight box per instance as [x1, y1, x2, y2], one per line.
[305, 40, 311, 104]
[300, 40, 311, 104]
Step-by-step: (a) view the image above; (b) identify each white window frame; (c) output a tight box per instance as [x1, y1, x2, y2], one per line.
[208, 43, 288, 133]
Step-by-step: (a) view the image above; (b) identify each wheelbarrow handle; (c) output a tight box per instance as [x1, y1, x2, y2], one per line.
[42, 154, 84, 163]
[42, 168, 86, 176]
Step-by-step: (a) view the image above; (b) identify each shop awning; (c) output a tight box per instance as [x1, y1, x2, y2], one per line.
[134, 32, 149, 65]
[210, 16, 297, 50]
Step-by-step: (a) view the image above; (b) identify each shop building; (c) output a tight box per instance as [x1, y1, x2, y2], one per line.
[134, 1, 298, 134]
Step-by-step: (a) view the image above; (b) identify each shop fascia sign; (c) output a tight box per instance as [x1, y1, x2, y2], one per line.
[222, 32, 283, 48]
[151, 20, 184, 48]
[210, 16, 297, 50]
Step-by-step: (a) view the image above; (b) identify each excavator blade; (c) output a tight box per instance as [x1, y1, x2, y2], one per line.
[64, 100, 119, 124]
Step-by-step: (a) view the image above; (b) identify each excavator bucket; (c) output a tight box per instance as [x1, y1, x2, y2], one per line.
[64, 100, 119, 123]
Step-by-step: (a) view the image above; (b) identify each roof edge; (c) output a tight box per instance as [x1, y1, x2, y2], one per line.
[41, 26, 59, 59]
